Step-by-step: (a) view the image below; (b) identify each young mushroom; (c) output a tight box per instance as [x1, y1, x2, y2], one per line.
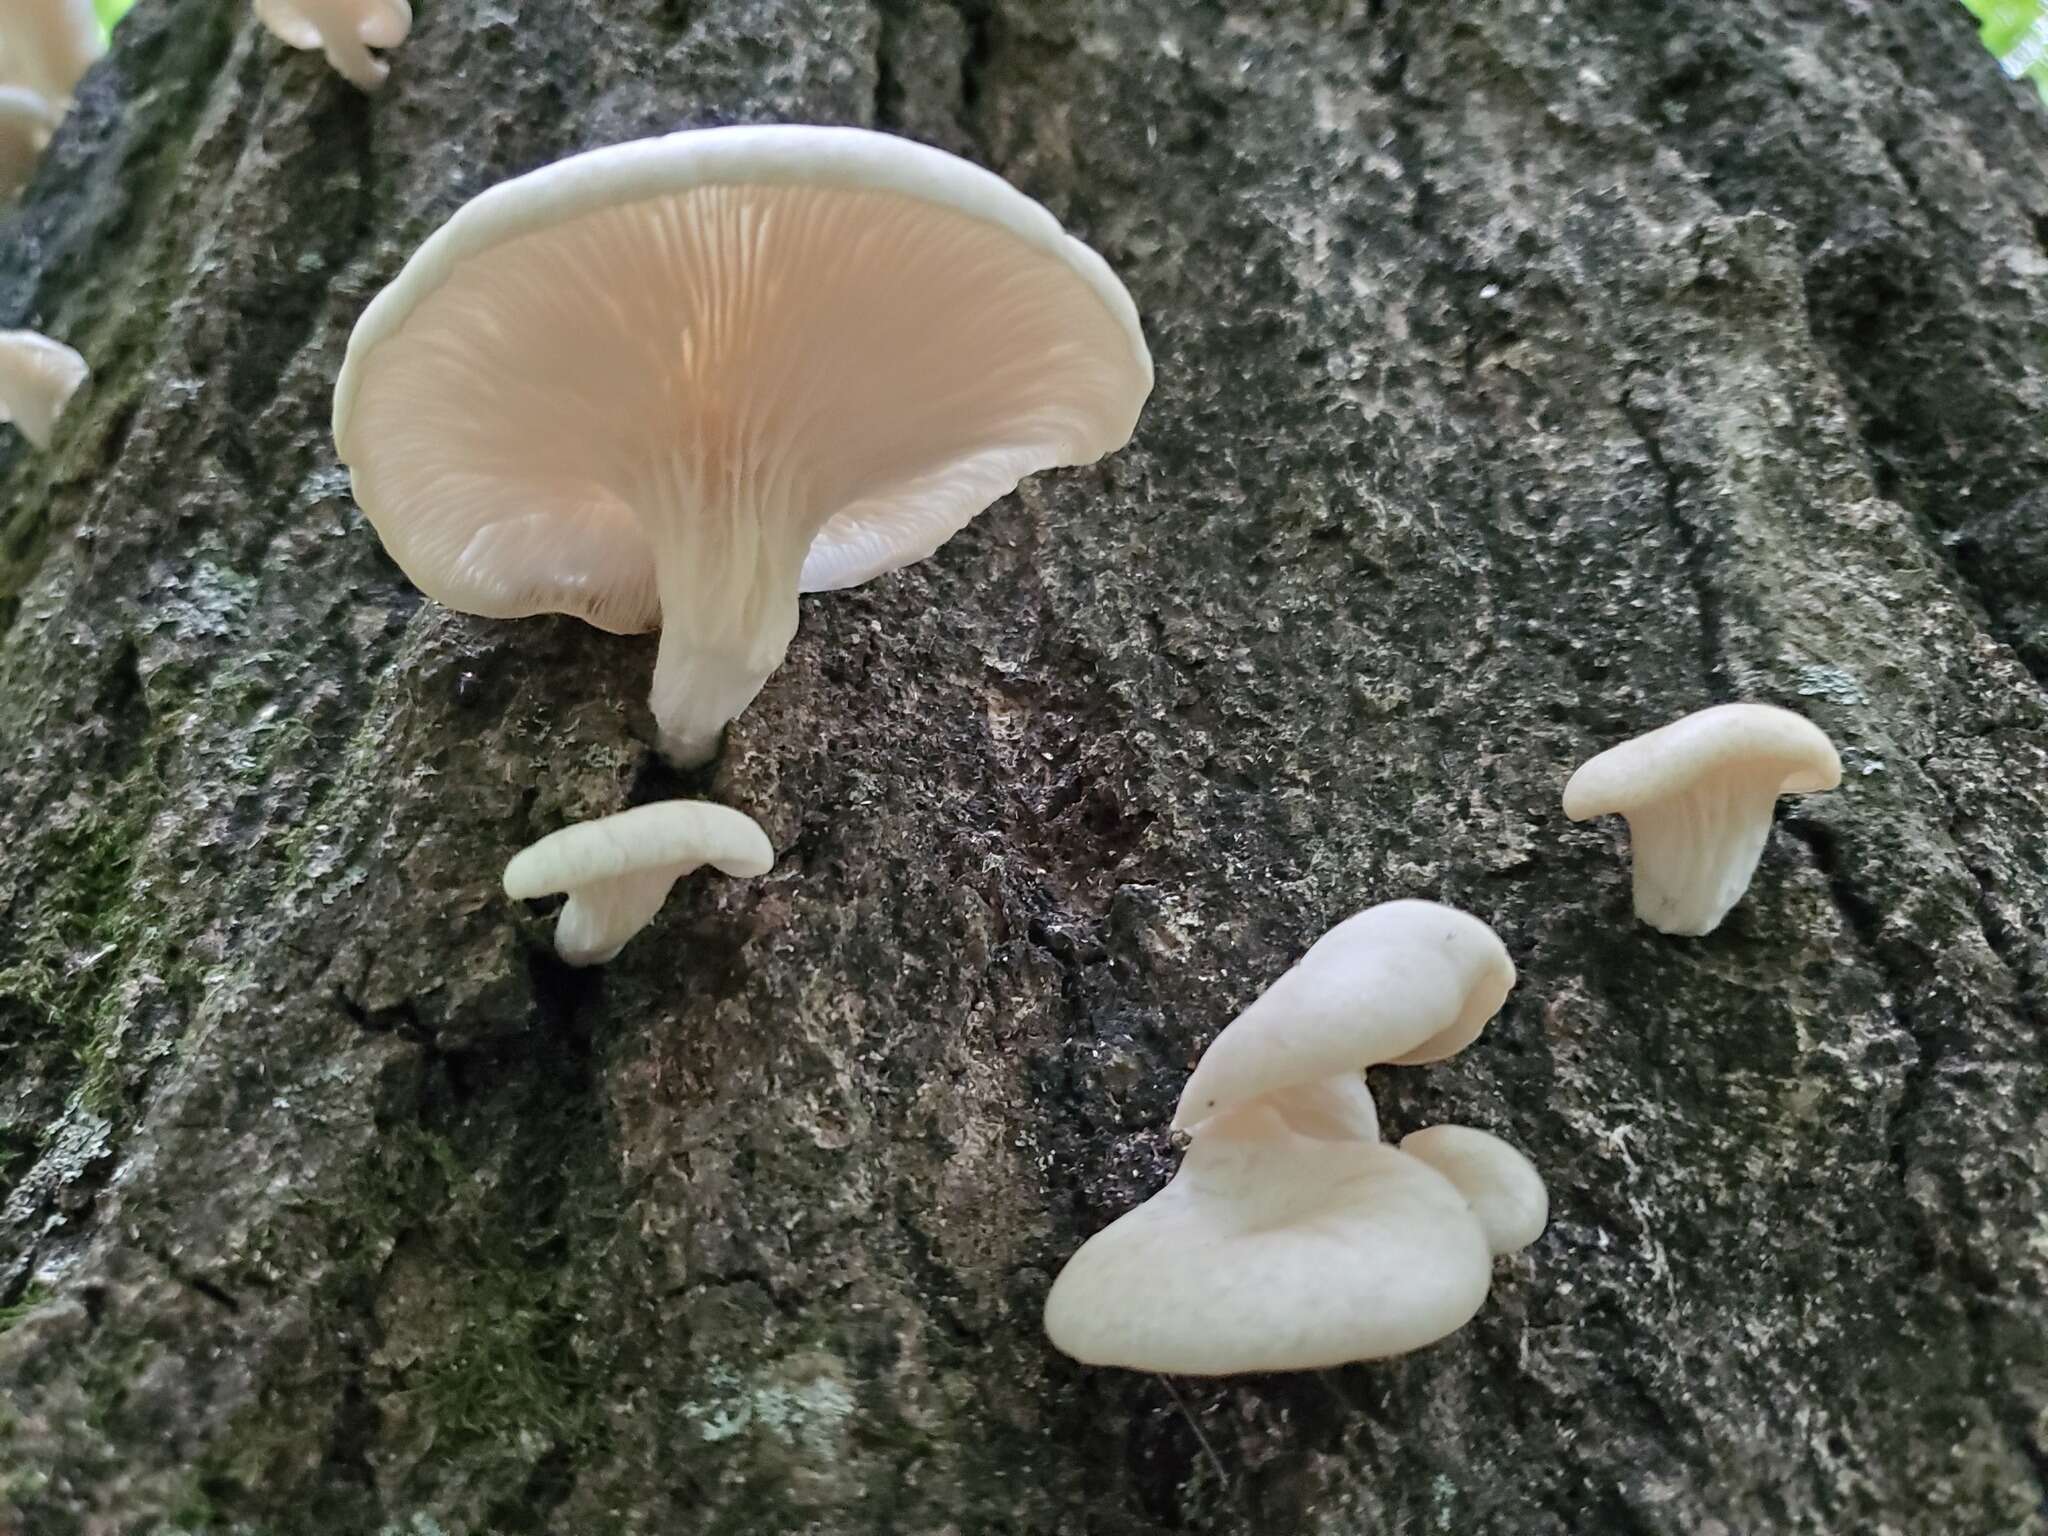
[1044, 1103, 1497, 1374]
[0, 328, 85, 448]
[1172, 900, 1516, 1134]
[1046, 902, 1546, 1375]
[333, 125, 1153, 765]
[1563, 702, 1842, 936]
[1399, 1124, 1550, 1258]
[502, 800, 772, 967]
[0, 0, 103, 107]
[254, 0, 411, 92]
[0, 84, 54, 196]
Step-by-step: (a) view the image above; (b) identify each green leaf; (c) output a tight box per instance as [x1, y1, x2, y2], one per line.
[1962, 0, 2048, 91]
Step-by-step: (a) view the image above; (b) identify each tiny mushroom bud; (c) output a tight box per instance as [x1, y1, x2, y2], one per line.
[1172, 900, 1516, 1134]
[1399, 1125, 1549, 1258]
[0, 0, 103, 106]
[1044, 1104, 1495, 1375]
[254, 0, 411, 92]
[333, 125, 1153, 765]
[1563, 702, 1842, 936]
[0, 83, 54, 196]
[0, 328, 85, 448]
[502, 800, 772, 968]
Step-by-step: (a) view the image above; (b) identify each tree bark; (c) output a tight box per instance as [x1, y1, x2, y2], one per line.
[1, 1, 2045, 1531]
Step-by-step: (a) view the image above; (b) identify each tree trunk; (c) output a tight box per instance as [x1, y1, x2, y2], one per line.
[2, 1, 2044, 1530]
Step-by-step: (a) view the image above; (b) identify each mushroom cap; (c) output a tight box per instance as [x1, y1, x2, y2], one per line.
[0, 328, 87, 448]
[1172, 901, 1515, 1132]
[1563, 702, 1841, 821]
[502, 800, 772, 899]
[0, 84, 54, 191]
[0, 0, 102, 104]
[255, 0, 412, 50]
[1044, 1106, 1494, 1374]
[1264, 1072, 1381, 1142]
[1398, 1125, 1548, 1258]
[333, 125, 1153, 633]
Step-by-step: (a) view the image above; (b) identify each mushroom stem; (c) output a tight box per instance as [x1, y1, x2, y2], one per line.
[555, 869, 678, 967]
[648, 610, 798, 767]
[323, 35, 389, 91]
[645, 491, 806, 767]
[1624, 771, 1785, 936]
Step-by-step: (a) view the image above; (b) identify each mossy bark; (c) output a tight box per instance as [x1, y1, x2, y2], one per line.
[1, 1, 2045, 1531]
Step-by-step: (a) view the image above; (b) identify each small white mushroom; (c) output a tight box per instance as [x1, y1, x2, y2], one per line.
[0, 84, 54, 197]
[1563, 702, 1842, 936]
[1399, 1125, 1549, 1258]
[0, 0, 103, 107]
[0, 327, 85, 448]
[1043, 1104, 1495, 1374]
[1172, 900, 1516, 1134]
[333, 125, 1153, 766]
[501, 800, 772, 967]
[254, 0, 411, 92]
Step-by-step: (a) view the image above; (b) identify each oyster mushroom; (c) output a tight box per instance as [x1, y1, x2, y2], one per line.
[0, 83, 54, 196]
[0, 328, 85, 448]
[1399, 1124, 1549, 1257]
[1172, 900, 1516, 1134]
[0, 0, 102, 107]
[1045, 903, 1546, 1375]
[1043, 1103, 1497, 1374]
[333, 125, 1153, 765]
[1564, 702, 1842, 936]
[502, 800, 772, 967]
[254, 0, 411, 92]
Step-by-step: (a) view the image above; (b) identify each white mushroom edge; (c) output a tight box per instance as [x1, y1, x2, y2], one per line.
[1564, 702, 1842, 937]
[502, 800, 772, 967]
[1044, 900, 1547, 1376]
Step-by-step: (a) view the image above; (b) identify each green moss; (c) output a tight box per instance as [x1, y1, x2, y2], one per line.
[0, 785, 159, 1123]
[410, 1262, 594, 1451]
[0, 1284, 52, 1334]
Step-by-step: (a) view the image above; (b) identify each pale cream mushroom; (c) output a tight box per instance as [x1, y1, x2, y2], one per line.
[0, 328, 85, 448]
[333, 125, 1153, 765]
[1043, 1103, 1496, 1374]
[1046, 902, 1546, 1374]
[502, 800, 772, 967]
[1172, 900, 1515, 1134]
[254, 0, 411, 92]
[0, 0, 103, 107]
[0, 83, 54, 196]
[1399, 1125, 1549, 1257]
[1563, 702, 1842, 936]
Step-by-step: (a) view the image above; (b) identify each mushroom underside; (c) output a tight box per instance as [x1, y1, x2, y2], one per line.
[551, 868, 682, 967]
[1618, 771, 1792, 936]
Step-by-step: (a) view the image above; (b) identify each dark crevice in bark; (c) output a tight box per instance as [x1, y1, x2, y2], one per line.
[1619, 400, 1725, 699]
[1779, 817, 1934, 1191]
[1782, 813, 2046, 1510]
[142, 1242, 241, 1312]
[952, 0, 996, 128]
[871, 0, 905, 133]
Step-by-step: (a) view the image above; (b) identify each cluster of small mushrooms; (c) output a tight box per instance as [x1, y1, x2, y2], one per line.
[2, 13, 1848, 1377]
[0, 0, 102, 442]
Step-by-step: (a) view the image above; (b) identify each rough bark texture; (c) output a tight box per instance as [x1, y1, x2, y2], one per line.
[0, 1, 2044, 1531]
